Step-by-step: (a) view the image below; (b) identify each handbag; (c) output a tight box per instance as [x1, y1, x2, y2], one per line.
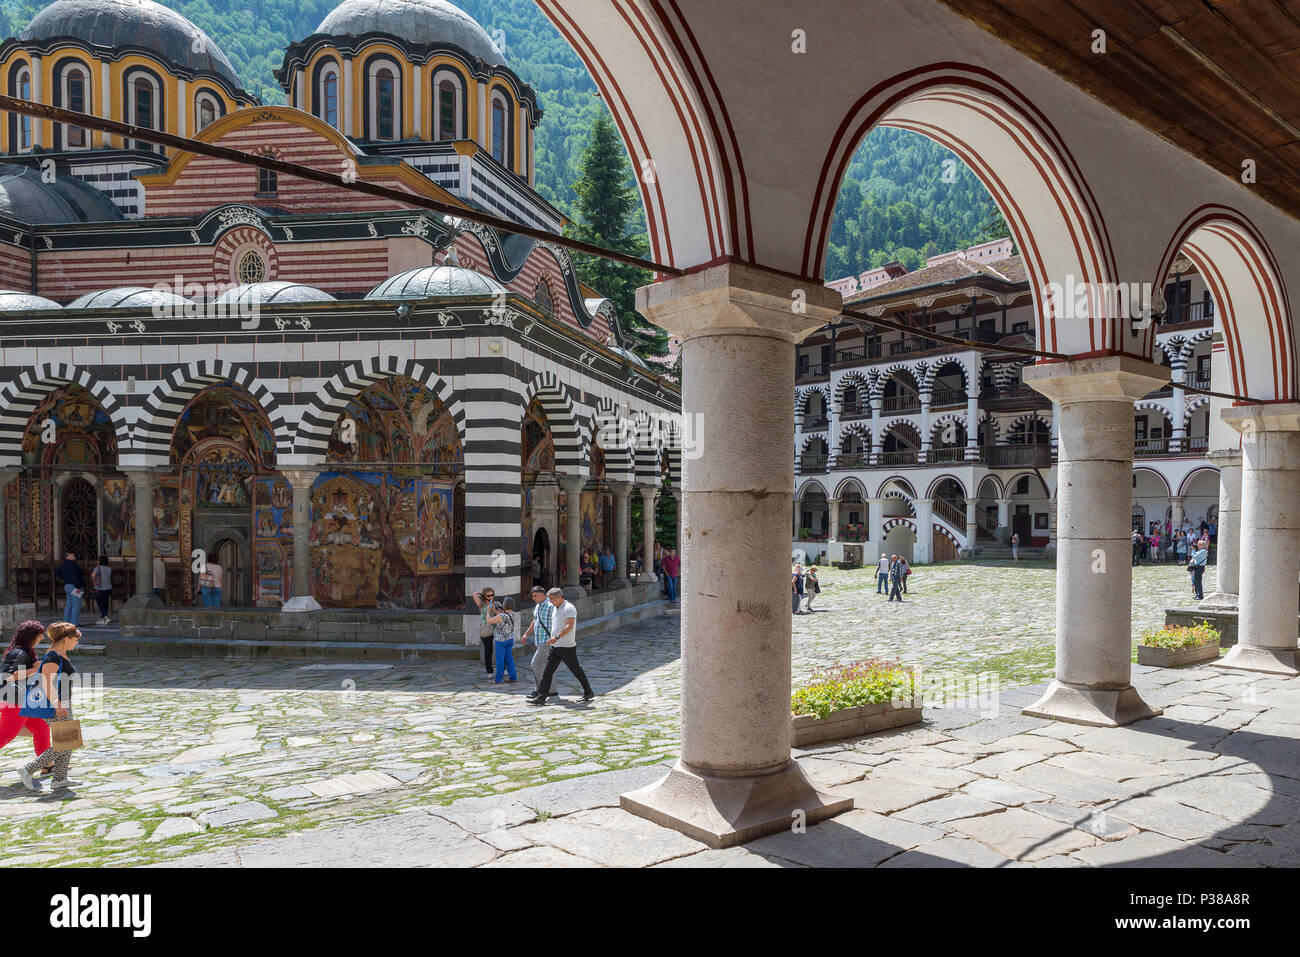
[19, 658, 61, 719]
[479, 601, 496, 639]
[50, 719, 83, 751]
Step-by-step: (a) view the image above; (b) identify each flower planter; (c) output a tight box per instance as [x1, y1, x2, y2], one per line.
[791, 697, 923, 747]
[1137, 642, 1220, 668]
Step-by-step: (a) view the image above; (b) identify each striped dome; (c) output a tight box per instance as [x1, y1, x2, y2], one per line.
[366, 265, 505, 300]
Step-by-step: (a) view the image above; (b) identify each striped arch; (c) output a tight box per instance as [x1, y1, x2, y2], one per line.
[0, 364, 129, 465]
[932, 522, 962, 549]
[805, 65, 1122, 357]
[923, 358, 970, 393]
[1151, 206, 1296, 401]
[976, 409, 1000, 443]
[834, 370, 869, 408]
[929, 412, 966, 439]
[796, 479, 829, 502]
[800, 433, 830, 454]
[134, 359, 287, 465]
[1133, 402, 1175, 429]
[590, 397, 635, 483]
[663, 420, 683, 488]
[796, 386, 830, 417]
[630, 409, 663, 484]
[880, 364, 920, 390]
[1005, 411, 1050, 434]
[1155, 336, 1185, 365]
[1178, 465, 1220, 497]
[290, 355, 466, 463]
[1182, 394, 1210, 428]
[833, 476, 868, 500]
[840, 423, 871, 448]
[876, 476, 917, 499]
[882, 517, 917, 535]
[1178, 327, 1215, 362]
[1132, 465, 1172, 498]
[524, 372, 584, 475]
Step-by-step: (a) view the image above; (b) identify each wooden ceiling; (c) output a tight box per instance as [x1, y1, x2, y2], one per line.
[936, 0, 1300, 222]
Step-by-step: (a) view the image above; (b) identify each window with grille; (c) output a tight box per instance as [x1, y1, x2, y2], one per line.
[237, 250, 266, 284]
[66, 71, 87, 148]
[257, 154, 278, 196]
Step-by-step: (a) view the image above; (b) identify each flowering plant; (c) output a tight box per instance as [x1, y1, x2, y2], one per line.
[791, 659, 915, 719]
[1137, 621, 1221, 650]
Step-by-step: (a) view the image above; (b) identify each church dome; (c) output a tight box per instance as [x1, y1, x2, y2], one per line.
[367, 264, 505, 300]
[0, 165, 122, 224]
[214, 281, 336, 307]
[0, 291, 62, 310]
[22, 0, 244, 90]
[316, 0, 506, 66]
[68, 286, 194, 309]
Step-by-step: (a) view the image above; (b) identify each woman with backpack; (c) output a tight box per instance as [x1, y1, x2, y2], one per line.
[472, 588, 498, 680]
[19, 621, 81, 791]
[804, 566, 822, 611]
[0, 620, 50, 756]
[91, 554, 112, 626]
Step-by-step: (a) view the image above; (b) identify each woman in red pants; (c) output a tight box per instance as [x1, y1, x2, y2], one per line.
[0, 620, 50, 754]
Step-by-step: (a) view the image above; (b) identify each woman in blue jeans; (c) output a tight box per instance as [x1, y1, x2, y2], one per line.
[56, 552, 84, 625]
[488, 597, 518, 683]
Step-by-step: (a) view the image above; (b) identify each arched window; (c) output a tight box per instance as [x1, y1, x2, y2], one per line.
[366, 61, 401, 141]
[534, 278, 554, 315]
[490, 91, 509, 165]
[256, 151, 278, 196]
[61, 64, 90, 149]
[437, 77, 459, 140]
[16, 66, 31, 150]
[319, 63, 339, 129]
[126, 71, 161, 151]
[237, 249, 267, 284]
[195, 90, 222, 132]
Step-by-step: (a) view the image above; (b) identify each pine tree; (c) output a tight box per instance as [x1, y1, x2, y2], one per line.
[565, 113, 670, 369]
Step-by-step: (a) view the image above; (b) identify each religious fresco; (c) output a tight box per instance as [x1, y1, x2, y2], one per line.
[101, 479, 182, 559]
[21, 384, 118, 466]
[252, 476, 293, 603]
[172, 385, 275, 467]
[327, 375, 462, 476]
[416, 482, 455, 574]
[580, 491, 603, 555]
[522, 399, 554, 478]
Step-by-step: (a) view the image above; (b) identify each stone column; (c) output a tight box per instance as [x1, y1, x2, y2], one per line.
[560, 474, 586, 599]
[1202, 449, 1241, 608]
[827, 498, 841, 543]
[672, 484, 682, 551]
[965, 498, 977, 549]
[869, 397, 882, 465]
[125, 468, 161, 607]
[864, 496, 885, 564]
[622, 261, 851, 847]
[1217, 406, 1300, 674]
[995, 497, 1012, 545]
[919, 394, 932, 463]
[913, 498, 933, 563]
[607, 481, 632, 589]
[965, 395, 980, 462]
[638, 485, 658, 583]
[1169, 496, 1185, 531]
[281, 470, 322, 613]
[0, 468, 15, 603]
[1021, 355, 1168, 726]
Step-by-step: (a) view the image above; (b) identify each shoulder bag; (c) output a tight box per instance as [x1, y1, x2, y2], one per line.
[20, 658, 62, 719]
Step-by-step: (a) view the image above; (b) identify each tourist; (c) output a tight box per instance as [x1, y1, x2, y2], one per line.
[661, 548, 680, 603]
[19, 621, 81, 792]
[531, 554, 543, 588]
[1208, 517, 1217, 543]
[888, 555, 904, 603]
[900, 557, 911, 594]
[473, 588, 498, 679]
[1188, 537, 1209, 601]
[488, 596, 518, 684]
[527, 588, 595, 704]
[199, 559, 223, 607]
[598, 547, 616, 586]
[153, 555, 165, 602]
[1149, 528, 1161, 564]
[1173, 531, 1185, 564]
[0, 620, 49, 757]
[90, 554, 112, 626]
[521, 586, 559, 698]
[1010, 532, 1019, 563]
[792, 563, 806, 614]
[56, 552, 84, 625]
[804, 566, 821, 610]
[876, 553, 890, 595]
[1131, 528, 1141, 566]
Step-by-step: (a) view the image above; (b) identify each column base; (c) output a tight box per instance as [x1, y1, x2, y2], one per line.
[1022, 680, 1162, 727]
[124, 593, 164, 610]
[562, 585, 586, 600]
[1216, 644, 1300, 676]
[636, 572, 658, 583]
[281, 596, 323, 613]
[1199, 592, 1239, 611]
[620, 758, 854, 849]
[604, 577, 630, 590]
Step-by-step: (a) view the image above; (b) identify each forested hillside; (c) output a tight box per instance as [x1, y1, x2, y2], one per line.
[0, 0, 1008, 277]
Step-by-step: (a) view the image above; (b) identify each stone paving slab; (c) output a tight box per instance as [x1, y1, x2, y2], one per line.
[949, 808, 1098, 862]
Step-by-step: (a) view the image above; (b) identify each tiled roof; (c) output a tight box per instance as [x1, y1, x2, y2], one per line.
[843, 254, 1026, 306]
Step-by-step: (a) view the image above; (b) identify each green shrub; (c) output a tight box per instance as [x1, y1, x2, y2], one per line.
[1138, 621, 1221, 651]
[791, 659, 915, 720]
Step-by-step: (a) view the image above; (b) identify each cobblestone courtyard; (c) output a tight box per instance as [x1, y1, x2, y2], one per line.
[0, 562, 1211, 866]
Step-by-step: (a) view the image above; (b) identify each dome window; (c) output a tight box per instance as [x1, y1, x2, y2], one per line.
[534, 279, 554, 316]
[436, 76, 461, 140]
[237, 249, 267, 285]
[195, 91, 222, 132]
[126, 72, 162, 152]
[366, 62, 401, 141]
[16, 66, 31, 151]
[320, 66, 339, 129]
[61, 65, 90, 150]
[490, 91, 509, 165]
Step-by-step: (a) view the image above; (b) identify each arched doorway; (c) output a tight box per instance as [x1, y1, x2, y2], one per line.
[522, 396, 560, 586]
[60, 476, 98, 568]
[531, 527, 550, 589]
[208, 533, 251, 606]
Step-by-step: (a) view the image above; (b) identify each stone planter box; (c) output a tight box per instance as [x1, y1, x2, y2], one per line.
[791, 697, 922, 747]
[1137, 642, 1220, 668]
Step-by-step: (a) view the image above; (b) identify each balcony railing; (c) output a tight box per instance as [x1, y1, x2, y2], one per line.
[832, 452, 867, 468]
[796, 363, 827, 381]
[878, 449, 919, 465]
[1135, 437, 1170, 456]
[887, 335, 940, 356]
[987, 444, 1052, 469]
[978, 386, 1051, 411]
[933, 497, 967, 529]
[799, 456, 828, 473]
[837, 525, 870, 542]
[1185, 373, 1211, 391]
[1160, 301, 1213, 327]
[928, 388, 967, 408]
[839, 401, 870, 419]
[1182, 435, 1210, 453]
[800, 415, 829, 432]
[927, 447, 968, 463]
[881, 393, 922, 414]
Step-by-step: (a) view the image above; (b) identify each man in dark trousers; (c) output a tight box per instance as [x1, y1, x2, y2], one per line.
[527, 588, 596, 704]
[56, 551, 84, 624]
[888, 554, 905, 603]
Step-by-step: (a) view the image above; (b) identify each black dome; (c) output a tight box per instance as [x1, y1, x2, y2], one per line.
[22, 0, 245, 90]
[317, 0, 505, 66]
[0, 164, 123, 224]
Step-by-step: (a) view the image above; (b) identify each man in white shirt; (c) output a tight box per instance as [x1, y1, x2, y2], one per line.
[876, 554, 890, 595]
[526, 588, 595, 704]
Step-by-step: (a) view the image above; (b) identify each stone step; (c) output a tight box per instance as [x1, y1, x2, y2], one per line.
[103, 636, 496, 661]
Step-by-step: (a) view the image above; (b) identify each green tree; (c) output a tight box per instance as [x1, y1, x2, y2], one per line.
[565, 112, 667, 365]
